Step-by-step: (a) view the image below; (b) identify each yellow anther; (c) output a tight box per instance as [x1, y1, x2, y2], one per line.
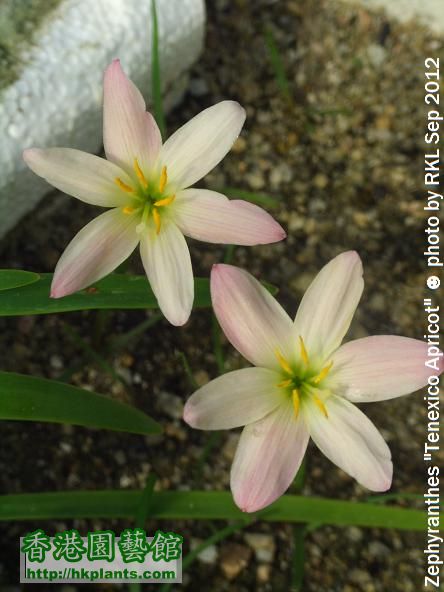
[277, 378, 293, 389]
[153, 208, 161, 234]
[313, 394, 328, 418]
[123, 206, 135, 214]
[312, 361, 333, 385]
[275, 350, 293, 375]
[115, 177, 135, 194]
[158, 165, 168, 193]
[292, 389, 300, 418]
[134, 158, 148, 189]
[298, 336, 309, 366]
[154, 194, 176, 207]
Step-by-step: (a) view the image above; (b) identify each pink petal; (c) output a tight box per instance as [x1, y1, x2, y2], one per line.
[331, 335, 443, 402]
[231, 401, 309, 512]
[160, 101, 246, 189]
[304, 395, 392, 491]
[139, 222, 193, 326]
[183, 367, 285, 430]
[51, 208, 140, 298]
[173, 189, 286, 245]
[103, 59, 161, 175]
[294, 251, 364, 362]
[23, 148, 130, 207]
[211, 264, 294, 370]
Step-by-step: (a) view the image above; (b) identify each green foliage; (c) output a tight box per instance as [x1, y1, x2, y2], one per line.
[0, 269, 40, 291]
[0, 371, 161, 435]
[0, 490, 431, 531]
[150, 0, 166, 138]
[0, 273, 211, 315]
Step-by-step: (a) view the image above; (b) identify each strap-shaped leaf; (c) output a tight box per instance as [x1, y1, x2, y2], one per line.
[0, 274, 211, 316]
[0, 490, 430, 530]
[0, 372, 161, 435]
[0, 269, 40, 291]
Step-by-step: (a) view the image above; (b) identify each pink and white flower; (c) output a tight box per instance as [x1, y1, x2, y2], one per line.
[183, 251, 443, 512]
[23, 60, 285, 326]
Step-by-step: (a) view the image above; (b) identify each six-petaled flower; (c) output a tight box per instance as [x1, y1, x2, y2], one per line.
[23, 59, 285, 326]
[183, 252, 444, 512]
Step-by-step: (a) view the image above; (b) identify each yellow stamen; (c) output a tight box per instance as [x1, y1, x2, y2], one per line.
[313, 394, 328, 418]
[158, 166, 168, 193]
[115, 177, 135, 194]
[134, 158, 148, 189]
[277, 378, 292, 389]
[154, 194, 176, 207]
[153, 208, 161, 234]
[299, 336, 309, 366]
[312, 361, 333, 385]
[275, 350, 293, 375]
[292, 389, 300, 418]
[123, 206, 135, 214]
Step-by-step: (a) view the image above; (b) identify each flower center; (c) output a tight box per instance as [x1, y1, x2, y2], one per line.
[275, 336, 333, 419]
[115, 159, 176, 235]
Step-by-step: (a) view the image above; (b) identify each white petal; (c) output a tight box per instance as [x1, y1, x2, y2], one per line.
[160, 101, 246, 189]
[173, 189, 286, 245]
[51, 208, 140, 298]
[139, 222, 193, 326]
[231, 401, 310, 512]
[211, 264, 294, 370]
[331, 335, 443, 402]
[304, 395, 392, 491]
[183, 367, 285, 430]
[294, 251, 364, 362]
[103, 59, 161, 174]
[23, 148, 130, 207]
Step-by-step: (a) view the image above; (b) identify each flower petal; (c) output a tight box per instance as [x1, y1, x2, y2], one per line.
[183, 367, 285, 430]
[304, 395, 392, 491]
[160, 101, 246, 189]
[23, 148, 130, 207]
[173, 189, 286, 245]
[211, 264, 294, 370]
[103, 59, 161, 174]
[293, 251, 364, 362]
[231, 400, 310, 512]
[51, 208, 140, 298]
[139, 222, 193, 326]
[331, 335, 443, 402]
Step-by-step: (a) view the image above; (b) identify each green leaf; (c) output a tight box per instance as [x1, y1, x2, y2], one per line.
[150, 0, 166, 139]
[0, 269, 40, 291]
[264, 26, 292, 101]
[0, 372, 161, 435]
[0, 274, 211, 316]
[0, 272, 277, 316]
[217, 187, 279, 209]
[0, 490, 431, 531]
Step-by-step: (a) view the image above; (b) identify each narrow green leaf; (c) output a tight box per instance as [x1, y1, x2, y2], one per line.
[0, 272, 277, 316]
[0, 372, 161, 435]
[110, 314, 163, 351]
[0, 274, 211, 316]
[177, 352, 198, 390]
[151, 0, 166, 139]
[0, 269, 40, 291]
[218, 187, 279, 208]
[135, 474, 157, 527]
[291, 525, 306, 591]
[264, 26, 292, 101]
[0, 490, 432, 531]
